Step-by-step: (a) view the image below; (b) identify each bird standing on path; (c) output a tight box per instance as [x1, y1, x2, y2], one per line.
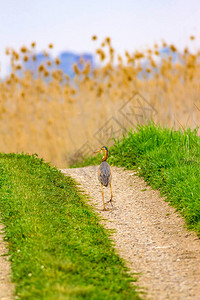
[94, 146, 113, 211]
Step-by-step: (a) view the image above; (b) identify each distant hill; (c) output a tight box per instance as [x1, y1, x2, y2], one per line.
[159, 46, 179, 62]
[59, 52, 94, 77]
[138, 46, 181, 79]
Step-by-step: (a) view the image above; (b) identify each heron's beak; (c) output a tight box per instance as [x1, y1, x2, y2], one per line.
[94, 149, 101, 154]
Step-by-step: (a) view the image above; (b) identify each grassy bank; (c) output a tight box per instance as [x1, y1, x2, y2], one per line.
[0, 153, 140, 299]
[71, 124, 200, 236]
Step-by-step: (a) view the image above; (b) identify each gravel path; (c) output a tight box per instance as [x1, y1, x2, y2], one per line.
[0, 225, 13, 300]
[61, 166, 200, 300]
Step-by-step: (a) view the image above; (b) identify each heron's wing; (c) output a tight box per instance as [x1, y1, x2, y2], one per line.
[98, 162, 112, 187]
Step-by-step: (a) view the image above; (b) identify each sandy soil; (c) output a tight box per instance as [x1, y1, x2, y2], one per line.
[61, 166, 200, 300]
[0, 225, 14, 300]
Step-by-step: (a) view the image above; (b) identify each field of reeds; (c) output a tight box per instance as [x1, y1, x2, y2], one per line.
[0, 36, 200, 167]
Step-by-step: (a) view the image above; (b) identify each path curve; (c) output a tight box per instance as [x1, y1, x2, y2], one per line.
[61, 166, 200, 300]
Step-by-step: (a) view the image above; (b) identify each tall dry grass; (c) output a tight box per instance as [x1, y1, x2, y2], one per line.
[0, 37, 200, 166]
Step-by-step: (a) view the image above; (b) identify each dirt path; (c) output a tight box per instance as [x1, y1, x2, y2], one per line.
[61, 166, 200, 300]
[0, 225, 13, 300]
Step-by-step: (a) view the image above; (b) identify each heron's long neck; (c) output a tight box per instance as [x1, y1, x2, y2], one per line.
[102, 150, 108, 162]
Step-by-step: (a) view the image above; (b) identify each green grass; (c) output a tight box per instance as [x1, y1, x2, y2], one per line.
[0, 153, 140, 300]
[71, 123, 200, 236]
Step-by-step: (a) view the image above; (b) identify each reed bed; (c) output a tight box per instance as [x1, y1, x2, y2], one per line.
[0, 36, 199, 166]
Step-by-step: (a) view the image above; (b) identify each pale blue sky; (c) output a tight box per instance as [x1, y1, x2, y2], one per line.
[0, 0, 199, 75]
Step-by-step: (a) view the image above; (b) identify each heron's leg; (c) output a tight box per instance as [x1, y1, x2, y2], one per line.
[101, 184, 106, 211]
[110, 182, 113, 205]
